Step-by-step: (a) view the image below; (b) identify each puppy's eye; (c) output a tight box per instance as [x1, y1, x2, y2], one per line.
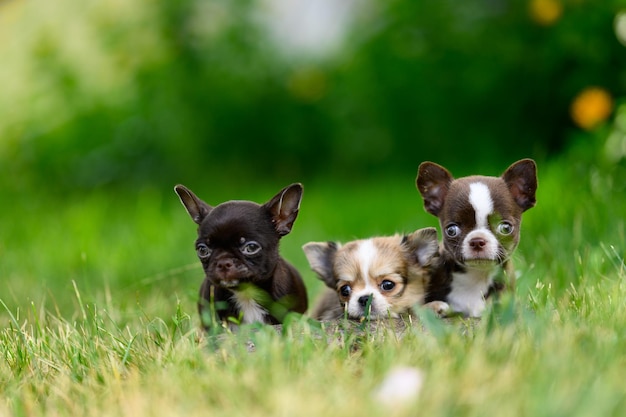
[241, 241, 262, 255]
[445, 224, 461, 238]
[380, 280, 395, 292]
[196, 243, 212, 259]
[497, 221, 514, 236]
[339, 285, 352, 298]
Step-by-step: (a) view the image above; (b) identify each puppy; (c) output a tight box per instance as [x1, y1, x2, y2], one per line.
[303, 228, 440, 320]
[174, 183, 308, 329]
[416, 159, 537, 317]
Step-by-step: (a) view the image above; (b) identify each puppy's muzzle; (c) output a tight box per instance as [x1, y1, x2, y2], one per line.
[469, 237, 487, 251]
[462, 230, 499, 263]
[217, 259, 234, 273]
[358, 294, 373, 308]
[211, 257, 249, 287]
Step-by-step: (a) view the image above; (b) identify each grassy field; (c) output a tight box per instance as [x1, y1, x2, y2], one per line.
[2, 152, 626, 416]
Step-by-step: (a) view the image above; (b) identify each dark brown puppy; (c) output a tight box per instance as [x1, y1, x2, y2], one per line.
[417, 159, 537, 317]
[175, 183, 308, 329]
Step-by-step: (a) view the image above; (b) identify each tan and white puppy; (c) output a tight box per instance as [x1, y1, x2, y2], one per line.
[303, 228, 440, 320]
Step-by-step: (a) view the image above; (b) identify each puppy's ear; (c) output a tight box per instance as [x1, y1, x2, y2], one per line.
[265, 183, 303, 236]
[302, 241, 339, 289]
[403, 227, 440, 266]
[502, 159, 537, 212]
[174, 185, 213, 225]
[416, 162, 453, 216]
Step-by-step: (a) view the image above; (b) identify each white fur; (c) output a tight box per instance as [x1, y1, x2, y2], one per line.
[448, 269, 498, 317]
[346, 240, 393, 318]
[464, 182, 499, 260]
[468, 182, 493, 228]
[462, 229, 499, 260]
[231, 291, 268, 324]
[357, 239, 376, 280]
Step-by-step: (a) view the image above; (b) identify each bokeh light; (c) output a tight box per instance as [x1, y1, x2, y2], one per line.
[529, 0, 563, 26]
[570, 87, 613, 131]
[615, 11, 626, 47]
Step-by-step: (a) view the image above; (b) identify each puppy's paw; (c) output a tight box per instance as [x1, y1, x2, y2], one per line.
[423, 301, 451, 317]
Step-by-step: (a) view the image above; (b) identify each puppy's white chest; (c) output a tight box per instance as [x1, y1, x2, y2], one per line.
[448, 270, 495, 317]
[231, 291, 268, 324]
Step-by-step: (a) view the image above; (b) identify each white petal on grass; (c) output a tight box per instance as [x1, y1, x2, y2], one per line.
[374, 366, 424, 405]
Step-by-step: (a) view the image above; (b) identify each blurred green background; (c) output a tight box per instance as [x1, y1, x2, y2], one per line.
[1, 0, 625, 320]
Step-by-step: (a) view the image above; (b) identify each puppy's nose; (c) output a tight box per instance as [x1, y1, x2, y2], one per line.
[358, 294, 373, 307]
[469, 237, 487, 250]
[216, 259, 233, 271]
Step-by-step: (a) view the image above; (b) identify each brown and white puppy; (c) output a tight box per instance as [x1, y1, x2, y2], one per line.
[416, 159, 537, 317]
[303, 228, 440, 320]
[175, 183, 308, 329]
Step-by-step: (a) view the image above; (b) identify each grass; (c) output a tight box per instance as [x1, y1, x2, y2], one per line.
[2, 151, 626, 416]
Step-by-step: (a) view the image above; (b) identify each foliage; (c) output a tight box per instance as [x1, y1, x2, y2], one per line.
[0, 0, 625, 192]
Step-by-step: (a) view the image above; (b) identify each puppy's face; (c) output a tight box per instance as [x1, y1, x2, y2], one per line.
[193, 202, 280, 288]
[175, 184, 303, 289]
[417, 159, 537, 268]
[333, 238, 418, 318]
[304, 228, 439, 319]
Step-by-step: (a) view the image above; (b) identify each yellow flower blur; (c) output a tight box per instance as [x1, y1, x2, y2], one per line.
[570, 87, 614, 130]
[529, 0, 563, 26]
